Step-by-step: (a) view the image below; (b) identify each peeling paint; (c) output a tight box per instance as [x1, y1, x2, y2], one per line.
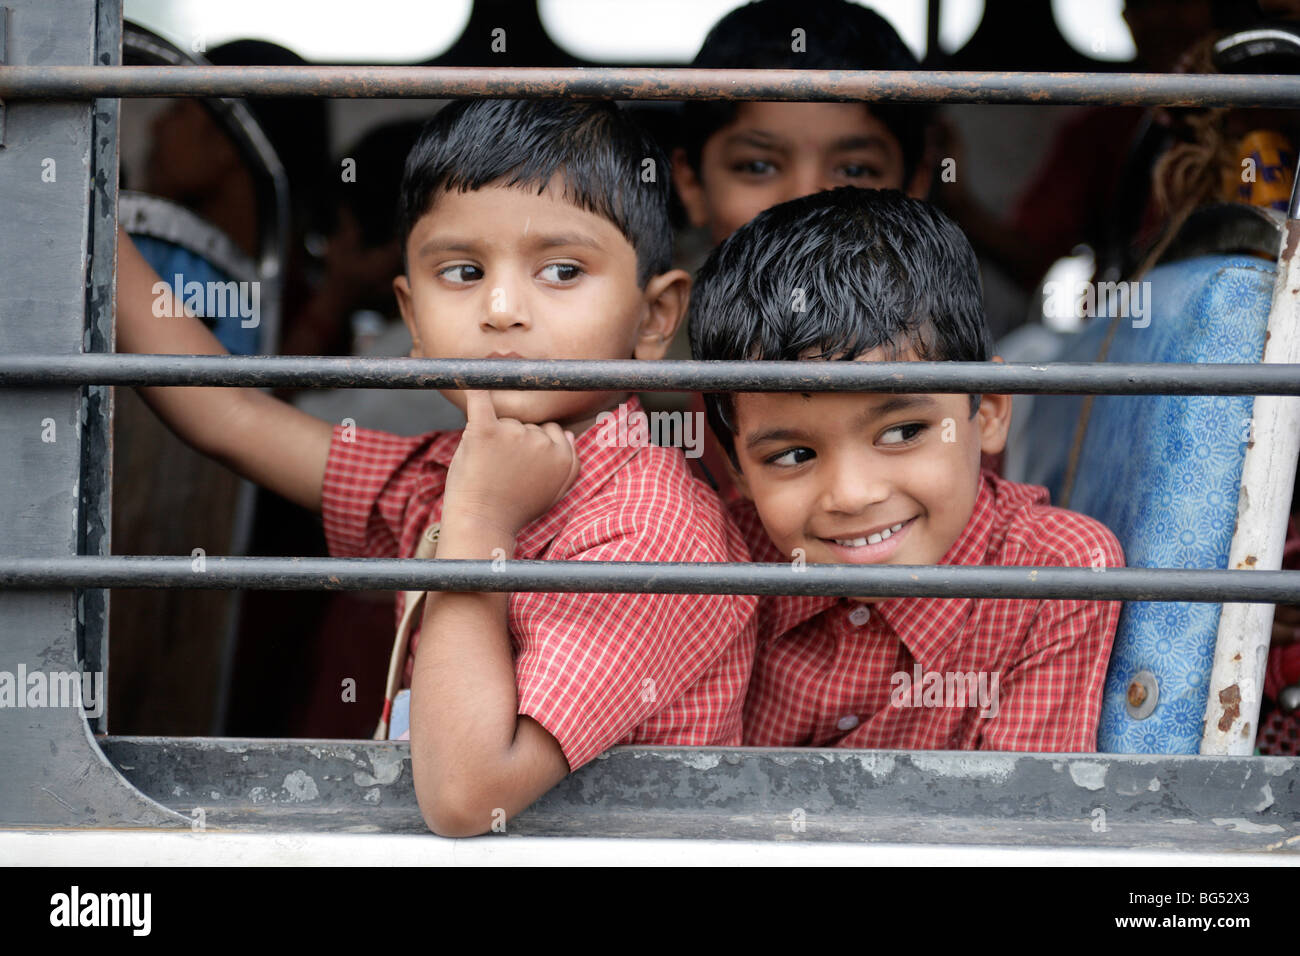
[1251, 783, 1274, 813]
[1212, 817, 1284, 834]
[675, 752, 722, 771]
[911, 753, 1014, 783]
[282, 770, 319, 802]
[1068, 762, 1108, 791]
[352, 748, 404, 787]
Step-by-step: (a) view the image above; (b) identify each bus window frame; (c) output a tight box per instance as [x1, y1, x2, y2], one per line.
[0, 0, 1297, 852]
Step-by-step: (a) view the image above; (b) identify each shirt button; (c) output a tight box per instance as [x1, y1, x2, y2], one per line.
[848, 605, 871, 626]
[836, 714, 860, 731]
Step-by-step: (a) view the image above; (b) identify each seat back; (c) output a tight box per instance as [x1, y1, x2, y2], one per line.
[1021, 254, 1276, 753]
[121, 192, 263, 355]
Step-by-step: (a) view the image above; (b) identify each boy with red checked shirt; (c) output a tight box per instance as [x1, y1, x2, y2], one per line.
[115, 99, 756, 837]
[688, 187, 1124, 752]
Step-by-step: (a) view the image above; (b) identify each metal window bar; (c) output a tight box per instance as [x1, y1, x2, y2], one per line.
[2, 65, 1300, 107]
[1, 355, 1299, 393]
[1, 60, 1298, 762]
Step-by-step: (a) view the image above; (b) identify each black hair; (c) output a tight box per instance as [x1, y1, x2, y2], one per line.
[688, 187, 990, 469]
[680, 0, 932, 184]
[398, 98, 672, 286]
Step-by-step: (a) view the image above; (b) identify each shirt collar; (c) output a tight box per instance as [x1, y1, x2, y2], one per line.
[871, 471, 1047, 668]
[420, 394, 647, 557]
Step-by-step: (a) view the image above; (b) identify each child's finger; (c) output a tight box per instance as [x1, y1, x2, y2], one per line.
[540, 421, 567, 446]
[463, 389, 498, 425]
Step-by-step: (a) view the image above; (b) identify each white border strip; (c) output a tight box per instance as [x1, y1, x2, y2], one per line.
[1, 830, 1295, 866]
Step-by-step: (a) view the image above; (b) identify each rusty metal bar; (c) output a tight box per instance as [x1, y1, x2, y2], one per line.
[0, 556, 1297, 602]
[0, 66, 1299, 107]
[2, 355, 1299, 394]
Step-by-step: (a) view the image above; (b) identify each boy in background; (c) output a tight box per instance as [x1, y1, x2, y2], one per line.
[689, 187, 1123, 752]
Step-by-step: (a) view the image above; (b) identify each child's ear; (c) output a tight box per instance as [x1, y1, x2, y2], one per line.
[976, 355, 1013, 455]
[634, 269, 692, 360]
[671, 147, 710, 230]
[393, 273, 422, 357]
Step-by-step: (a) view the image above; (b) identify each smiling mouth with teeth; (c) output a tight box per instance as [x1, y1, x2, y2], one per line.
[831, 519, 912, 547]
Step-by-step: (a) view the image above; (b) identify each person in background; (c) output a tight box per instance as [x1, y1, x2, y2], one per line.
[204, 39, 332, 353]
[280, 120, 425, 360]
[938, 0, 1215, 297]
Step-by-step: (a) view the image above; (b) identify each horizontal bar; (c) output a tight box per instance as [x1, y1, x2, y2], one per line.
[3, 355, 1299, 394]
[1, 66, 1299, 108]
[0, 557, 1296, 602]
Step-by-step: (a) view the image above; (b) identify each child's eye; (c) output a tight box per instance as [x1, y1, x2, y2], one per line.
[733, 158, 777, 176]
[878, 423, 926, 445]
[839, 162, 883, 180]
[766, 447, 815, 467]
[538, 262, 583, 283]
[439, 264, 483, 284]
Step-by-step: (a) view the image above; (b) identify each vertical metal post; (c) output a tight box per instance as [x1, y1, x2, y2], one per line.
[1201, 168, 1300, 754]
[0, 0, 181, 827]
[77, 0, 118, 733]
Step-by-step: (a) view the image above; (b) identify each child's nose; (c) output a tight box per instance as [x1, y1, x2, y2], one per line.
[786, 162, 831, 204]
[819, 452, 890, 515]
[480, 281, 530, 331]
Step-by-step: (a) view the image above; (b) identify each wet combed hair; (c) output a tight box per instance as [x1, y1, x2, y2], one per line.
[398, 98, 673, 286]
[688, 187, 991, 469]
[680, 0, 932, 184]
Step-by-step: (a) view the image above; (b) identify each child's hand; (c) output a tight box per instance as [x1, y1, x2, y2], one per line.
[442, 390, 580, 538]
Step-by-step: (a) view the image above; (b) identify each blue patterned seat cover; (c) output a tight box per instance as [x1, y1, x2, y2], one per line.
[1020, 255, 1275, 753]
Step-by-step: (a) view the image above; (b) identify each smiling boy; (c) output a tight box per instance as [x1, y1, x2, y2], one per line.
[115, 99, 756, 836]
[689, 187, 1124, 752]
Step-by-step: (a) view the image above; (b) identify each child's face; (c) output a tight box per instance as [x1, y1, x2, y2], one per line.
[673, 102, 929, 244]
[395, 179, 688, 433]
[730, 350, 1011, 596]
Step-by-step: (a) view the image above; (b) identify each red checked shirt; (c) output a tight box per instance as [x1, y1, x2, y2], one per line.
[320, 395, 757, 770]
[730, 470, 1124, 752]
